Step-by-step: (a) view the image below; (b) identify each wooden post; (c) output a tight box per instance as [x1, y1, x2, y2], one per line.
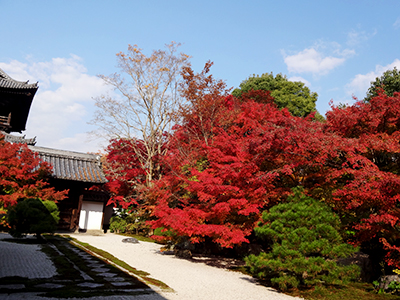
[73, 194, 84, 232]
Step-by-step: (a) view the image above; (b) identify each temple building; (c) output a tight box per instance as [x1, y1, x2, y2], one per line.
[0, 69, 38, 133]
[0, 68, 112, 233]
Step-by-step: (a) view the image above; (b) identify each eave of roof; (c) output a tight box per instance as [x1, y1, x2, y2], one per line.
[1, 131, 37, 145]
[0, 68, 38, 133]
[0, 69, 38, 90]
[28, 146, 107, 184]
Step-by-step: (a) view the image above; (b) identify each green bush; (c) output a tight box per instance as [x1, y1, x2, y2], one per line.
[109, 215, 127, 233]
[109, 209, 151, 235]
[7, 198, 60, 238]
[245, 188, 360, 291]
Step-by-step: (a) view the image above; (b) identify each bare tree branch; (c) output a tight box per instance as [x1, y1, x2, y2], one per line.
[89, 42, 190, 185]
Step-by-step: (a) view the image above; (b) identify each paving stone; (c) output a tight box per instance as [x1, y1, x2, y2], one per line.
[34, 283, 65, 289]
[87, 262, 104, 267]
[104, 277, 125, 282]
[92, 267, 111, 272]
[0, 241, 57, 279]
[98, 272, 117, 277]
[110, 281, 133, 286]
[0, 284, 25, 290]
[80, 272, 94, 281]
[52, 279, 73, 283]
[77, 282, 104, 288]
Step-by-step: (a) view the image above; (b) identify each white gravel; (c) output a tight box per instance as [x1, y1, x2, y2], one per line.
[70, 233, 302, 300]
[0, 233, 57, 279]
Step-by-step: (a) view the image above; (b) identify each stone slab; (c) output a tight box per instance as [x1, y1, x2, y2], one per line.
[0, 284, 25, 290]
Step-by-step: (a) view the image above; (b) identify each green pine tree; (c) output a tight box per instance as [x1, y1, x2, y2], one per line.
[245, 188, 360, 291]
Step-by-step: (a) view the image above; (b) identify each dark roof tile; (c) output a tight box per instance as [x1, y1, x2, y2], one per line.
[1, 132, 37, 145]
[0, 69, 38, 90]
[28, 146, 107, 184]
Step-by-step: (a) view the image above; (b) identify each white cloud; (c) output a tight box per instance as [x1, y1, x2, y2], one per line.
[0, 56, 112, 153]
[346, 59, 400, 98]
[394, 17, 400, 29]
[346, 28, 377, 47]
[282, 47, 349, 75]
[288, 76, 311, 86]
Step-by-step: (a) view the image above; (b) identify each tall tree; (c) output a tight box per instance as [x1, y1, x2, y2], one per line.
[91, 42, 190, 184]
[149, 64, 312, 247]
[232, 72, 322, 119]
[325, 92, 400, 269]
[176, 61, 231, 146]
[365, 67, 400, 102]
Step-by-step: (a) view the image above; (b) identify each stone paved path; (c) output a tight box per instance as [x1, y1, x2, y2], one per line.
[0, 233, 167, 299]
[0, 239, 56, 279]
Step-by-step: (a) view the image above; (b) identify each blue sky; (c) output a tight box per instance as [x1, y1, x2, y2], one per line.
[1, 0, 400, 152]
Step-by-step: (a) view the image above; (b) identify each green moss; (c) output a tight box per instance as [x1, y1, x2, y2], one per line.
[65, 235, 172, 291]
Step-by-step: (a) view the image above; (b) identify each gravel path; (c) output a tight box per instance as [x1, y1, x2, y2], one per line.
[70, 233, 302, 300]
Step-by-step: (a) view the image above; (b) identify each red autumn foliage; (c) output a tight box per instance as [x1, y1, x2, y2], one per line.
[150, 94, 336, 247]
[103, 138, 147, 209]
[324, 92, 400, 268]
[0, 135, 67, 210]
[103, 63, 400, 267]
[149, 64, 321, 247]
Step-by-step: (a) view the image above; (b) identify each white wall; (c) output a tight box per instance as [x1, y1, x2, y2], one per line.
[78, 201, 104, 230]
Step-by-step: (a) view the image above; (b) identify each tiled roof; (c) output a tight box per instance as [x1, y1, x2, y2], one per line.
[1, 131, 37, 145]
[0, 68, 38, 133]
[0, 69, 38, 90]
[28, 146, 107, 184]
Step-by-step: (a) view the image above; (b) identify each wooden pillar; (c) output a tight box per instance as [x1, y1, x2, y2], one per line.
[72, 194, 84, 232]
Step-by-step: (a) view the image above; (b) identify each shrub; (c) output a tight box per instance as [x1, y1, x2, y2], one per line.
[109, 210, 151, 235]
[245, 188, 360, 291]
[7, 198, 60, 238]
[109, 215, 127, 233]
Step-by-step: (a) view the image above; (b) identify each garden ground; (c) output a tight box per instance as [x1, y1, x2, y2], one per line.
[0, 232, 301, 300]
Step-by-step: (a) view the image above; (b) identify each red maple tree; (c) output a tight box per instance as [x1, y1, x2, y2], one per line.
[324, 92, 400, 268]
[103, 63, 400, 268]
[149, 64, 302, 247]
[0, 135, 67, 213]
[103, 138, 148, 209]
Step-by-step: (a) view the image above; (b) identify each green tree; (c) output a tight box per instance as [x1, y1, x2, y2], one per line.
[232, 72, 322, 119]
[7, 198, 60, 238]
[245, 188, 359, 291]
[365, 67, 400, 101]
